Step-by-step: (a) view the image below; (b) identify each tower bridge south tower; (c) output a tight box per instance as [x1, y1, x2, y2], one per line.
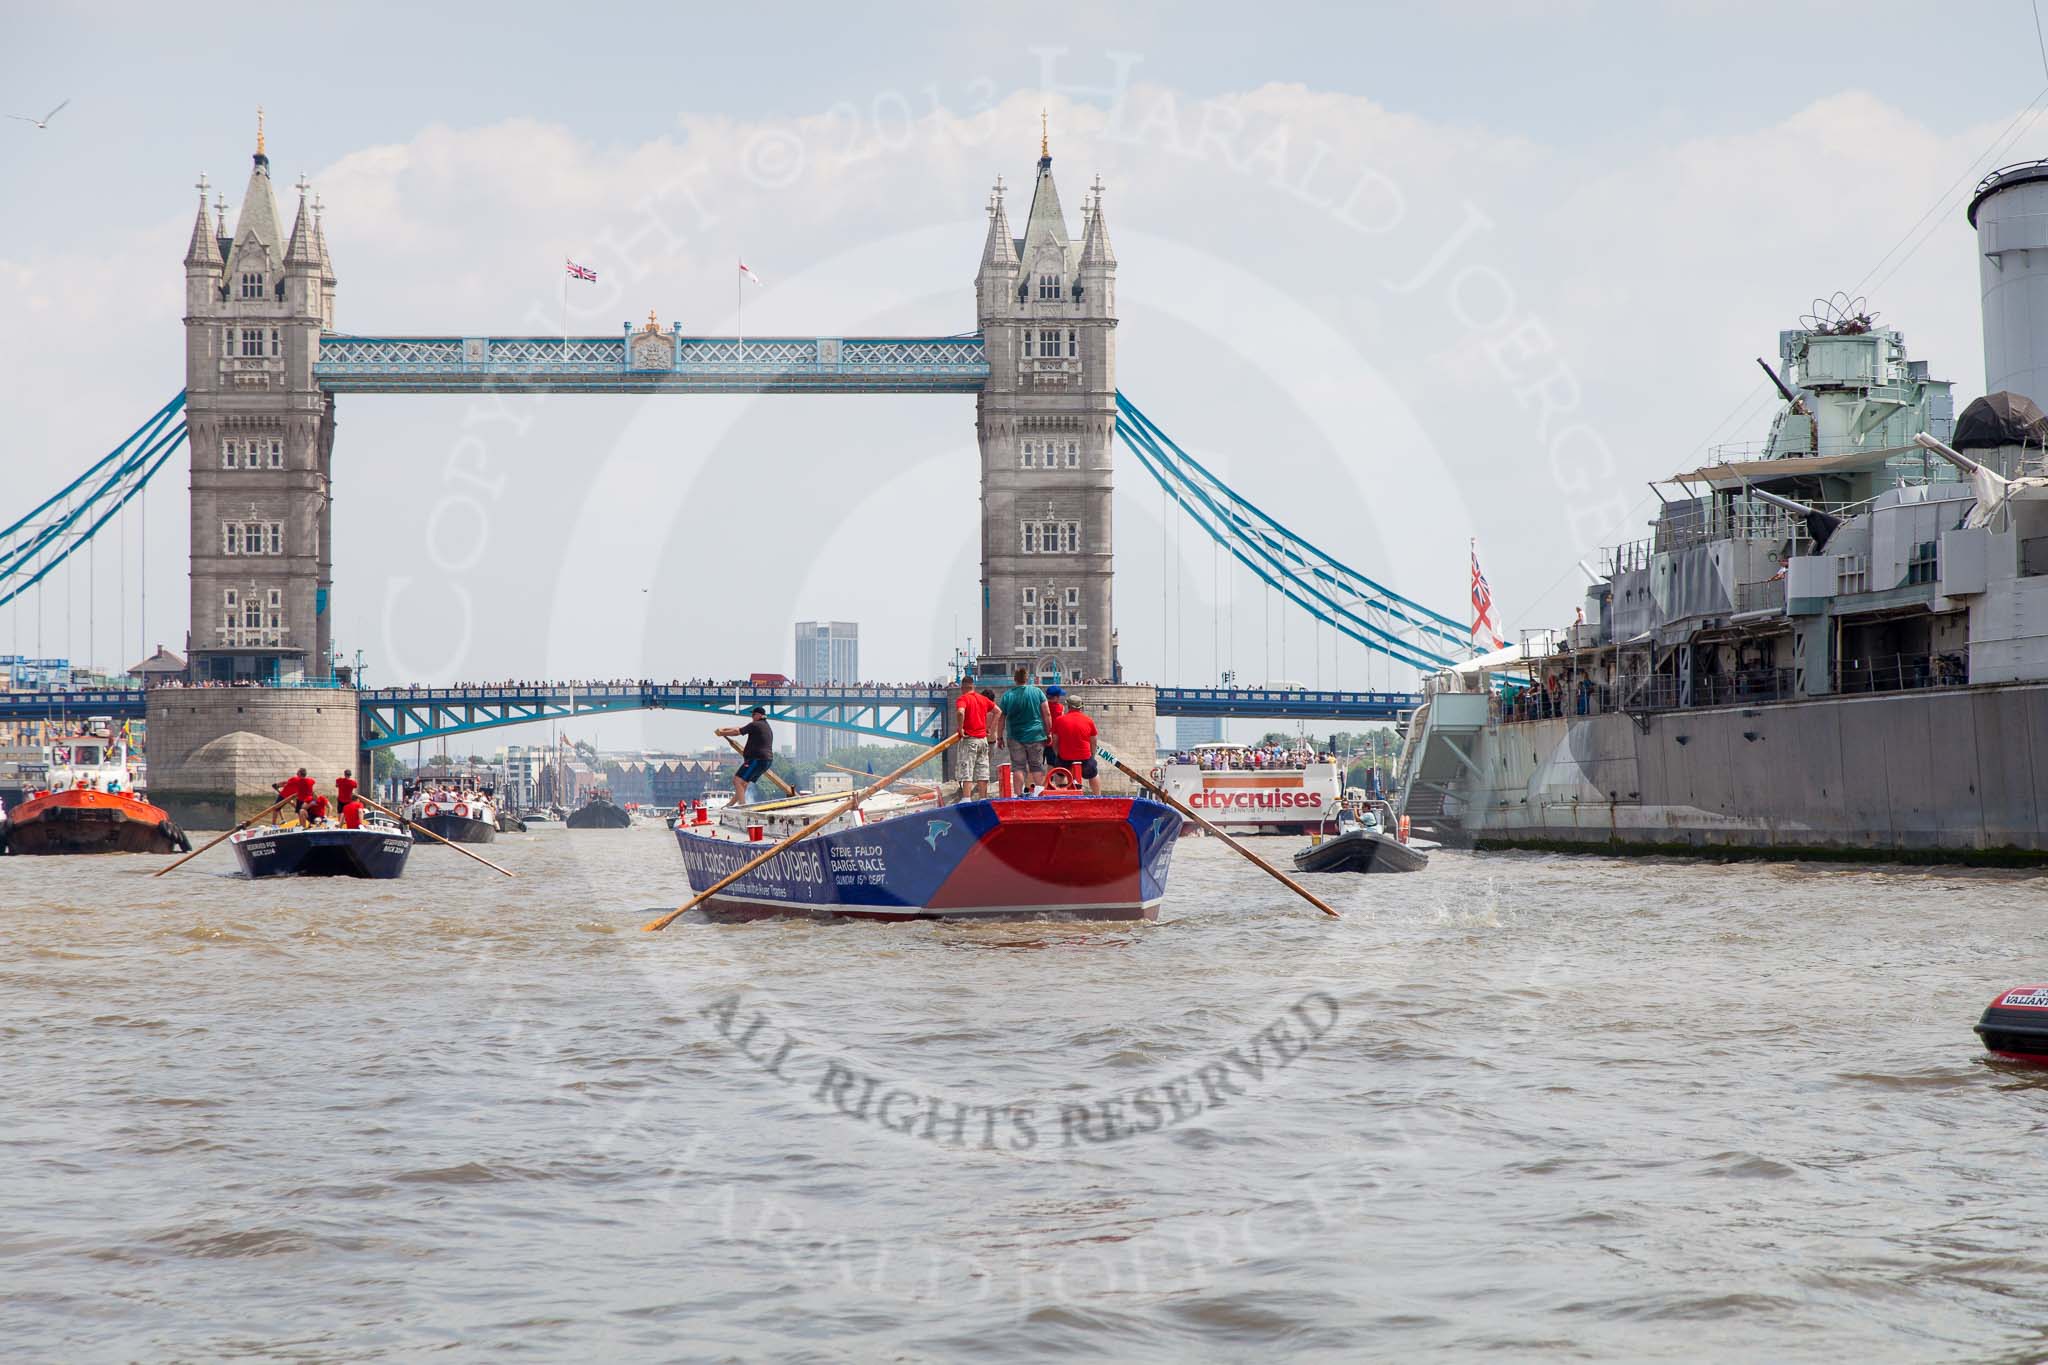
[181, 115, 338, 684]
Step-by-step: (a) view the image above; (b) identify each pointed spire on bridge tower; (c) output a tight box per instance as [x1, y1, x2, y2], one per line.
[229, 107, 282, 259]
[285, 175, 319, 269]
[1019, 131, 1069, 271]
[1079, 172, 1115, 271]
[980, 173, 1018, 272]
[184, 173, 221, 270]
[312, 192, 336, 327]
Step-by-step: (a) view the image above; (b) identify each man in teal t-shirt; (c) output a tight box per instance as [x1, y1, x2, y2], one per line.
[994, 665, 1053, 794]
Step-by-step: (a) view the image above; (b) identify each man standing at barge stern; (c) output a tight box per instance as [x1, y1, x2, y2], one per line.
[994, 667, 1053, 795]
[717, 707, 775, 807]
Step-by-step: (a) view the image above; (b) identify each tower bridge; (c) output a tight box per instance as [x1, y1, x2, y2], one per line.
[0, 683, 1423, 748]
[3, 117, 1468, 819]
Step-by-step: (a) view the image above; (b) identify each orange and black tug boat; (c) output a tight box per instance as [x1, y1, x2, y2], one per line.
[0, 733, 190, 856]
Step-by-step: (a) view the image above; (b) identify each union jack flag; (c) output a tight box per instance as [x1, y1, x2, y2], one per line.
[1470, 540, 1505, 650]
[565, 259, 597, 282]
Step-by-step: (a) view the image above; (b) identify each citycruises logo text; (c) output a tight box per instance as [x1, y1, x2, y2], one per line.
[1188, 789, 1325, 810]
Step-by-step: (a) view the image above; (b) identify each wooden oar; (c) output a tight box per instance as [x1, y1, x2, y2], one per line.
[722, 733, 797, 796]
[152, 796, 289, 876]
[644, 731, 961, 932]
[359, 795, 515, 878]
[1103, 752, 1340, 919]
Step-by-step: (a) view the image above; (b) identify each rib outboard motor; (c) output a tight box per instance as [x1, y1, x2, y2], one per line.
[1975, 986, 2048, 1064]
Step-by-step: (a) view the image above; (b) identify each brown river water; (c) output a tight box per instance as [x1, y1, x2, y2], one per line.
[4, 824, 2047, 1361]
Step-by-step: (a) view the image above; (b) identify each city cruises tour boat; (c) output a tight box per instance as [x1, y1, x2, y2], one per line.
[668, 786, 1182, 923]
[230, 808, 414, 879]
[1159, 743, 1342, 836]
[0, 732, 190, 856]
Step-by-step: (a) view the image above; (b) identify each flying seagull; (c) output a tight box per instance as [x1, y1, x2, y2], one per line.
[7, 99, 70, 129]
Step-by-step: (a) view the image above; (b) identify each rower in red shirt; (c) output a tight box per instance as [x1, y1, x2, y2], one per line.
[304, 792, 331, 825]
[1049, 697, 1102, 795]
[271, 768, 316, 815]
[340, 798, 364, 829]
[1041, 685, 1068, 771]
[953, 676, 997, 801]
[335, 769, 359, 809]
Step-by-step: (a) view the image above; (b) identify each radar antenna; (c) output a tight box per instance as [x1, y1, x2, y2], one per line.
[1800, 291, 1878, 336]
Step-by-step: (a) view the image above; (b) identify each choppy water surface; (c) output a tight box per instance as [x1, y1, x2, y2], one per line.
[4, 825, 2047, 1361]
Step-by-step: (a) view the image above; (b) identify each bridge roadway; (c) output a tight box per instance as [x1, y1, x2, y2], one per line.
[0, 683, 1422, 747]
[312, 334, 990, 394]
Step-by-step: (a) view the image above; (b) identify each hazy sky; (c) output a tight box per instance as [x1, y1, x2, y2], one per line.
[4, 1, 2044, 751]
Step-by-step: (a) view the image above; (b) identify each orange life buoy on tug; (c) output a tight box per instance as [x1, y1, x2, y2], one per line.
[455, 802, 469, 818]
[424, 801, 439, 818]
[1397, 814, 1411, 844]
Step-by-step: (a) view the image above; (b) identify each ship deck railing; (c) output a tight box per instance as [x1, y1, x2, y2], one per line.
[1492, 667, 1798, 724]
[1834, 652, 1969, 696]
[1736, 579, 1788, 614]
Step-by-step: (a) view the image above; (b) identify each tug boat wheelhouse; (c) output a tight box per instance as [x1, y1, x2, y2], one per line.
[0, 732, 190, 856]
[672, 788, 1182, 922]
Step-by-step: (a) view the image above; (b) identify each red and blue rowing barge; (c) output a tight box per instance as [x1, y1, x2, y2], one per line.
[673, 789, 1181, 922]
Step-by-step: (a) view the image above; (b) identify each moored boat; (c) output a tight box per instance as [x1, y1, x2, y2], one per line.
[0, 733, 190, 856]
[566, 792, 632, 829]
[400, 782, 499, 844]
[231, 812, 413, 879]
[672, 790, 1181, 922]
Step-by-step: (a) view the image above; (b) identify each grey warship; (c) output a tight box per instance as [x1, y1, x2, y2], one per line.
[1396, 163, 2048, 862]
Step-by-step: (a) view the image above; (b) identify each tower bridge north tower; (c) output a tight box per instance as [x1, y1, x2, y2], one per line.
[974, 131, 1119, 683]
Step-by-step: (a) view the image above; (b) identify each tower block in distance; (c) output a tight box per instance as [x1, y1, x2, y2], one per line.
[181, 112, 338, 684]
[974, 124, 1119, 684]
